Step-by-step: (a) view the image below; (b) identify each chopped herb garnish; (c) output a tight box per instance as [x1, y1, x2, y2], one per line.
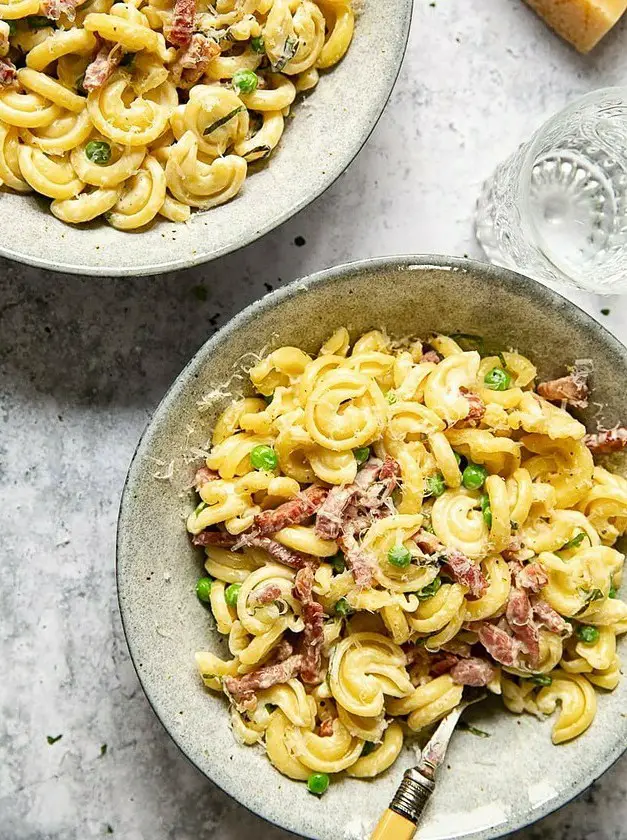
[353, 446, 370, 466]
[417, 577, 441, 600]
[194, 500, 207, 515]
[529, 674, 552, 686]
[203, 105, 245, 136]
[561, 532, 587, 551]
[27, 15, 52, 27]
[458, 721, 490, 738]
[334, 597, 352, 618]
[601, 308, 610, 316]
[47, 734, 63, 745]
[273, 34, 298, 71]
[331, 551, 345, 574]
[609, 585, 618, 599]
[581, 588, 604, 604]
[100, 743, 107, 757]
[243, 145, 271, 160]
[361, 741, 376, 756]
[250, 35, 265, 53]
[386, 390, 398, 404]
[448, 333, 485, 354]
[106, 826, 114, 835]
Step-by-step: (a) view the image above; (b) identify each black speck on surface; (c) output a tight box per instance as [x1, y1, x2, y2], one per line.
[294, 236, 306, 247]
[192, 285, 207, 301]
[46, 734, 63, 745]
[601, 308, 610, 316]
[106, 825, 114, 834]
[100, 743, 107, 757]
[264, 282, 273, 292]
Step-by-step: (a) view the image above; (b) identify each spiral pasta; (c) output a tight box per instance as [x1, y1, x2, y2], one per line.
[0, 0, 355, 228]
[184, 329, 627, 790]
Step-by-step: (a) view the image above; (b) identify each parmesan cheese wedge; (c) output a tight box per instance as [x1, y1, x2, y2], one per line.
[523, 0, 627, 52]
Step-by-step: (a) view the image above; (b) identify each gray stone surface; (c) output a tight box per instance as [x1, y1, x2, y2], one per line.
[2, 1, 627, 838]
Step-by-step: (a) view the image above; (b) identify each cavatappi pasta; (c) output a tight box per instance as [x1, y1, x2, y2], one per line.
[0, 0, 355, 229]
[188, 329, 627, 791]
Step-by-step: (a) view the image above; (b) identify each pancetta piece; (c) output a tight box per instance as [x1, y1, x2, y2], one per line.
[83, 42, 122, 92]
[421, 350, 441, 364]
[168, 0, 196, 46]
[250, 583, 282, 606]
[293, 566, 325, 684]
[232, 533, 314, 570]
[194, 465, 219, 490]
[223, 654, 303, 711]
[477, 623, 523, 668]
[532, 598, 572, 637]
[315, 484, 357, 540]
[458, 387, 486, 427]
[450, 657, 496, 687]
[429, 652, 459, 677]
[509, 560, 548, 593]
[192, 529, 237, 547]
[42, 0, 81, 20]
[318, 718, 334, 737]
[0, 58, 16, 87]
[584, 427, 627, 454]
[338, 521, 375, 589]
[537, 367, 589, 409]
[254, 484, 329, 536]
[444, 550, 488, 599]
[171, 33, 222, 87]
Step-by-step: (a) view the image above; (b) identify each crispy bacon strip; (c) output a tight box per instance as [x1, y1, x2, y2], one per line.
[338, 522, 374, 589]
[42, 0, 81, 19]
[315, 484, 357, 540]
[192, 529, 237, 548]
[537, 368, 589, 409]
[83, 42, 122, 92]
[223, 654, 302, 711]
[0, 58, 16, 86]
[232, 533, 314, 570]
[171, 33, 221, 87]
[477, 623, 523, 668]
[458, 387, 486, 427]
[255, 484, 329, 536]
[293, 566, 325, 684]
[508, 560, 548, 593]
[194, 465, 219, 490]
[584, 427, 627, 454]
[450, 657, 496, 687]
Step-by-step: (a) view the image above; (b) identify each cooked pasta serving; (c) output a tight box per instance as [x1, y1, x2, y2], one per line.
[0, 0, 354, 229]
[187, 328, 627, 793]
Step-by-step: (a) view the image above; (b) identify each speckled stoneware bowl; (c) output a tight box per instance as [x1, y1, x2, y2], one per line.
[117, 256, 627, 840]
[0, 3, 411, 277]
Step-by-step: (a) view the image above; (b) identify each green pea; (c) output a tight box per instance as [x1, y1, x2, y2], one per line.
[27, 14, 52, 27]
[462, 462, 488, 490]
[225, 583, 241, 607]
[194, 500, 207, 516]
[417, 577, 441, 600]
[196, 576, 213, 603]
[454, 451, 462, 467]
[85, 140, 112, 165]
[576, 624, 600, 644]
[353, 446, 370, 466]
[425, 473, 446, 498]
[334, 597, 352, 617]
[529, 674, 552, 686]
[484, 367, 511, 391]
[250, 35, 265, 53]
[232, 68, 259, 94]
[331, 552, 345, 574]
[361, 741, 376, 756]
[388, 544, 411, 568]
[480, 493, 492, 528]
[609, 585, 618, 599]
[250, 444, 278, 470]
[307, 772, 330, 795]
[386, 391, 398, 404]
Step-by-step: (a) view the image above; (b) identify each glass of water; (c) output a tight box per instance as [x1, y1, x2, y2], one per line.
[475, 88, 627, 294]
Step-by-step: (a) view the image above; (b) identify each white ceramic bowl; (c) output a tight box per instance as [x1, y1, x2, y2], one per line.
[117, 256, 627, 840]
[0, 2, 412, 276]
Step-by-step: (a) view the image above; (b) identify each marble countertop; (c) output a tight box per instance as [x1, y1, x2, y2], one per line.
[3, 1, 627, 838]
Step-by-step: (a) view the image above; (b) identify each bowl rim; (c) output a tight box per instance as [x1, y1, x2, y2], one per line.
[116, 254, 627, 839]
[0, 2, 413, 278]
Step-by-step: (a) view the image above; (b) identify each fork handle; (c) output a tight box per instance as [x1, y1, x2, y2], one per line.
[370, 809, 416, 840]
